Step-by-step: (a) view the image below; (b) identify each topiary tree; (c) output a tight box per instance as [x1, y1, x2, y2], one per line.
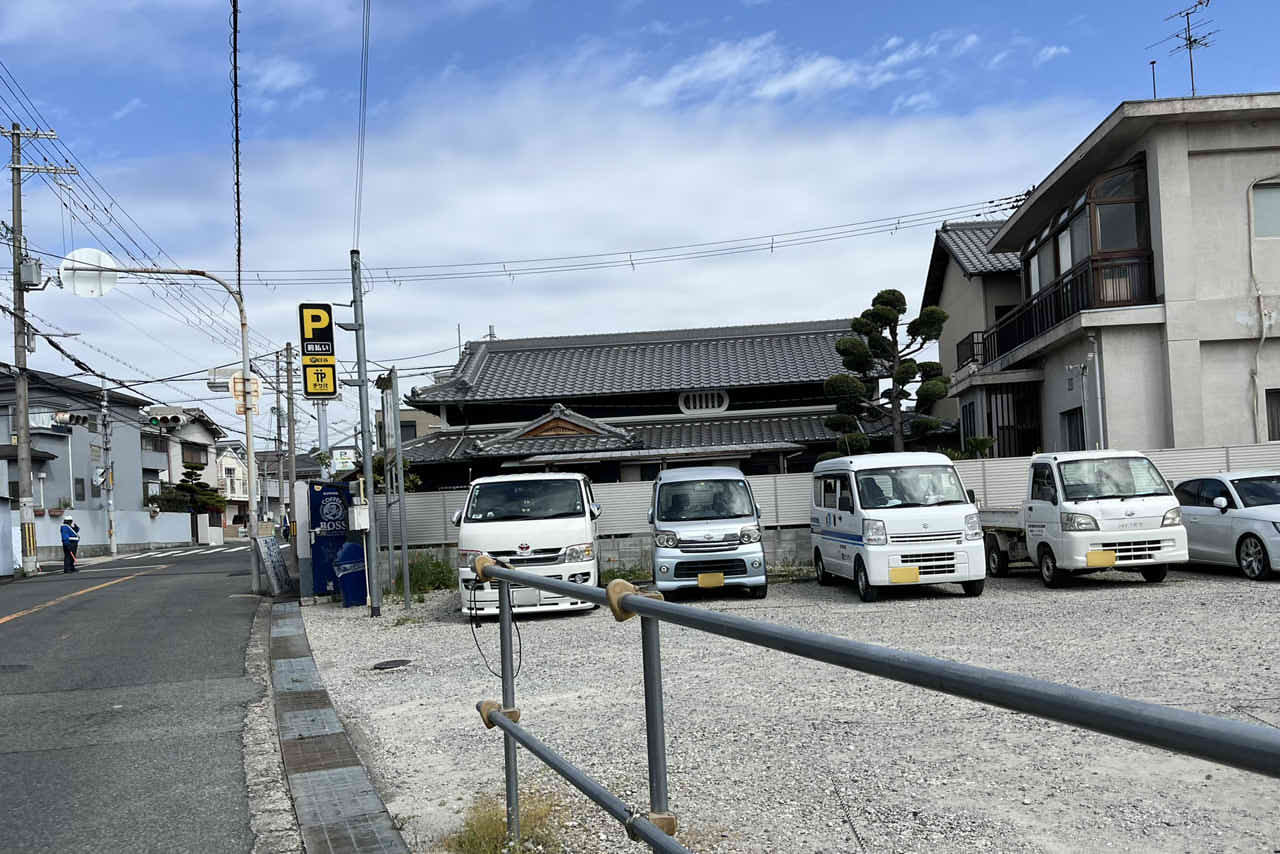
[824, 289, 951, 453]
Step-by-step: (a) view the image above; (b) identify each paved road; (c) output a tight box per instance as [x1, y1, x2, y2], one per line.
[0, 546, 274, 853]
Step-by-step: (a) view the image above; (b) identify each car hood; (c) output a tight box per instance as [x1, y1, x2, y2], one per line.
[1066, 495, 1174, 530]
[1231, 504, 1280, 524]
[655, 517, 755, 541]
[872, 504, 975, 534]
[458, 517, 591, 552]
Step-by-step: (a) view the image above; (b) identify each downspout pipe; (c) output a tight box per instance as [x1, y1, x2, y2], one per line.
[1247, 175, 1280, 444]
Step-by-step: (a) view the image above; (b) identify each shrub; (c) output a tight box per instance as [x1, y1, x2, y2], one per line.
[392, 552, 457, 596]
[442, 793, 560, 854]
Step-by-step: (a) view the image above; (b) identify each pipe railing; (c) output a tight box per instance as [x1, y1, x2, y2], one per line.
[470, 556, 1280, 851]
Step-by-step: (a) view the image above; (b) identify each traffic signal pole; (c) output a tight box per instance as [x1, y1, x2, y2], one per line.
[101, 383, 116, 555]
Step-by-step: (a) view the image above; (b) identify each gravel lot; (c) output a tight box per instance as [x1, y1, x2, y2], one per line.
[303, 566, 1280, 853]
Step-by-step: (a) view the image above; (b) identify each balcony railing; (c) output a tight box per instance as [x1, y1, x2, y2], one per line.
[956, 331, 984, 368]
[221, 477, 247, 499]
[979, 256, 1155, 365]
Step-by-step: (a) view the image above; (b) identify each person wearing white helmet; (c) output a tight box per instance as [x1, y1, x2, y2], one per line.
[60, 514, 80, 573]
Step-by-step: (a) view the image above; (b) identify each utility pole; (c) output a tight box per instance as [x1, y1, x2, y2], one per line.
[100, 382, 116, 555]
[341, 250, 381, 617]
[10, 122, 76, 576]
[286, 342, 298, 574]
[316, 400, 330, 479]
[275, 350, 284, 532]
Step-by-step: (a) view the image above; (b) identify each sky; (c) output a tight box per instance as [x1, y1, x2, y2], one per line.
[0, 0, 1272, 446]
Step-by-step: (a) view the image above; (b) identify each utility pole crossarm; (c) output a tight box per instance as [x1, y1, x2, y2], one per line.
[7, 164, 78, 175]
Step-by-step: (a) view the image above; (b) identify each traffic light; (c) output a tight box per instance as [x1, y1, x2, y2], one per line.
[146, 407, 187, 429]
[53, 412, 90, 427]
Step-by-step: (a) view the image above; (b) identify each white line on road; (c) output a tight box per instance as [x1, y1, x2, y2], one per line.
[203, 547, 227, 553]
[225, 546, 249, 553]
[166, 550, 199, 557]
[279, 544, 291, 550]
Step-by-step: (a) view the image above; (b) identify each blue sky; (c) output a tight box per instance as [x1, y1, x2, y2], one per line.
[0, 0, 1272, 442]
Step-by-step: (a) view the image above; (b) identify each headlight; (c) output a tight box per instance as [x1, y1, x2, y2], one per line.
[654, 531, 679, 548]
[863, 519, 887, 546]
[739, 525, 761, 544]
[565, 542, 594, 562]
[964, 513, 982, 540]
[461, 576, 485, 591]
[1061, 512, 1099, 531]
[458, 549, 480, 568]
[1162, 507, 1183, 527]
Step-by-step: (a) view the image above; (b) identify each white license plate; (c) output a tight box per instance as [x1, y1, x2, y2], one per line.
[512, 588, 540, 607]
[1116, 520, 1144, 530]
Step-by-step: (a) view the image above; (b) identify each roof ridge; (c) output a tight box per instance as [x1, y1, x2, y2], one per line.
[941, 218, 1009, 230]
[467, 318, 852, 352]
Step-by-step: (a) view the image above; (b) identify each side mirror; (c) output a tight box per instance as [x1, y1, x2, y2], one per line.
[647, 508, 654, 525]
[1213, 496, 1228, 512]
[966, 489, 977, 504]
[450, 509, 462, 526]
[589, 502, 602, 520]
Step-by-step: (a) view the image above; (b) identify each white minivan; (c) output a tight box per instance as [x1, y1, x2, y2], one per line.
[811, 452, 986, 601]
[452, 472, 601, 616]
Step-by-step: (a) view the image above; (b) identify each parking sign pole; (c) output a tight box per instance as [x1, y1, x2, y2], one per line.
[347, 250, 382, 617]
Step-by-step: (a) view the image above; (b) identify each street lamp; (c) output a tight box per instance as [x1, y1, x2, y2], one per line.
[61, 252, 264, 593]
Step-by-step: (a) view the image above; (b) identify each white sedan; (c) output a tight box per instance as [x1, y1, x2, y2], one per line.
[1174, 471, 1280, 580]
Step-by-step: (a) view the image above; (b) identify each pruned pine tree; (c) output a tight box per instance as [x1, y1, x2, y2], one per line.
[821, 289, 950, 457]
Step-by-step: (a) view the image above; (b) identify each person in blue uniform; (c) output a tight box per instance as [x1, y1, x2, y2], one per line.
[61, 515, 80, 573]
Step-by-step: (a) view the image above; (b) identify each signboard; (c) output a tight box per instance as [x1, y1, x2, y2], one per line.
[330, 447, 358, 472]
[298, 303, 339, 399]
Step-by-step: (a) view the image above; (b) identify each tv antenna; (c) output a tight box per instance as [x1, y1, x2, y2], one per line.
[1146, 1, 1219, 96]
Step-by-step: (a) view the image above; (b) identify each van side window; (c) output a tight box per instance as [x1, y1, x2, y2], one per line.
[822, 476, 839, 509]
[838, 475, 855, 511]
[813, 477, 823, 508]
[1031, 463, 1057, 503]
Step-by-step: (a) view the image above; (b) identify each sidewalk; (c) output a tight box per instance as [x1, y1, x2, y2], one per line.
[270, 602, 408, 854]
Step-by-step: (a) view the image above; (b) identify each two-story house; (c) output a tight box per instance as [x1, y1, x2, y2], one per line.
[402, 319, 955, 488]
[375, 407, 440, 448]
[936, 93, 1280, 456]
[140, 406, 225, 499]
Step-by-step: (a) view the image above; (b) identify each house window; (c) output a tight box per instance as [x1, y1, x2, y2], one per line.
[1060, 407, 1086, 452]
[1091, 165, 1148, 253]
[181, 443, 208, 466]
[678, 390, 730, 415]
[1036, 242, 1056, 288]
[29, 407, 53, 429]
[400, 421, 418, 442]
[91, 476, 101, 499]
[142, 434, 167, 453]
[225, 467, 236, 480]
[1255, 184, 1280, 238]
[961, 402, 977, 443]
[8, 480, 17, 509]
[1267, 389, 1280, 441]
[74, 478, 85, 502]
[1070, 210, 1090, 262]
[145, 481, 161, 500]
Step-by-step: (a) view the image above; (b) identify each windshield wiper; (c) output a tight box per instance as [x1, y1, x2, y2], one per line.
[926, 499, 967, 506]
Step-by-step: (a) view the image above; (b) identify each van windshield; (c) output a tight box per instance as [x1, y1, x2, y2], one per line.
[856, 466, 967, 509]
[657, 479, 754, 522]
[466, 479, 585, 522]
[1057, 457, 1169, 501]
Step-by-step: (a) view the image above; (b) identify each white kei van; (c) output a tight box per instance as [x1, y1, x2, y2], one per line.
[451, 472, 601, 616]
[811, 452, 986, 601]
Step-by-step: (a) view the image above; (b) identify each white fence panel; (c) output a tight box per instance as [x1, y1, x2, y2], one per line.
[1224, 443, 1280, 471]
[1146, 447, 1227, 485]
[978, 457, 1032, 508]
[593, 481, 652, 535]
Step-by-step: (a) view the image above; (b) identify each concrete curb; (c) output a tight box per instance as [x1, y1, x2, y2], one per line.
[270, 602, 409, 854]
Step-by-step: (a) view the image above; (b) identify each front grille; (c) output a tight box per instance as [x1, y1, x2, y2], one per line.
[1093, 540, 1170, 562]
[890, 531, 964, 545]
[898, 551, 957, 572]
[491, 548, 562, 566]
[678, 533, 741, 553]
[673, 558, 748, 579]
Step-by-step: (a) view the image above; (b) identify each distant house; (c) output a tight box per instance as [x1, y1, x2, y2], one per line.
[374, 407, 440, 448]
[401, 320, 953, 488]
[934, 93, 1280, 456]
[140, 406, 225, 500]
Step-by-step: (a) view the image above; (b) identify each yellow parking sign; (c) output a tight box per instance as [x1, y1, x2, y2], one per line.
[298, 302, 339, 399]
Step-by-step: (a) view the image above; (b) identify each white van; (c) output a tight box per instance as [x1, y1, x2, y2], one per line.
[452, 472, 600, 616]
[811, 452, 986, 602]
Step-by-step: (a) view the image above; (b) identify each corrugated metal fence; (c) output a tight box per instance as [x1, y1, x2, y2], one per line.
[375, 442, 1280, 547]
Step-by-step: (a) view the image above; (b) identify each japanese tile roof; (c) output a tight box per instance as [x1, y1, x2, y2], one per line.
[406, 319, 853, 405]
[922, 220, 1021, 309]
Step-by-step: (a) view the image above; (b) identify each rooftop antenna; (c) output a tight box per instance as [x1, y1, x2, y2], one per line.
[1146, 1, 1218, 96]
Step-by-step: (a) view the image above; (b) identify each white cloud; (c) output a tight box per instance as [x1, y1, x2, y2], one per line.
[246, 55, 313, 94]
[987, 49, 1011, 70]
[891, 91, 938, 113]
[111, 97, 144, 120]
[1033, 45, 1071, 67]
[951, 33, 979, 57]
[883, 36, 904, 51]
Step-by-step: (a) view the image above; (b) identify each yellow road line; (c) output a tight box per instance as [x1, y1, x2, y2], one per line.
[0, 566, 161, 626]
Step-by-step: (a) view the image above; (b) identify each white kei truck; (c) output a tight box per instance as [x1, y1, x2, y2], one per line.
[811, 452, 987, 602]
[980, 450, 1188, 587]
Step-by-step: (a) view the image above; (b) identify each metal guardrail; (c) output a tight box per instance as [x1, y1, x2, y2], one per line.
[471, 557, 1280, 851]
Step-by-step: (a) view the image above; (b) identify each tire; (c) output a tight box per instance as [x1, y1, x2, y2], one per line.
[749, 583, 768, 600]
[1237, 534, 1274, 581]
[962, 579, 985, 597]
[815, 551, 834, 586]
[855, 558, 878, 603]
[1039, 548, 1065, 589]
[1141, 565, 1168, 583]
[985, 534, 1009, 578]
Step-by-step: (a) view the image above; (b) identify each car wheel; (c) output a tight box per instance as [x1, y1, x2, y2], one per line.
[984, 534, 1008, 577]
[815, 551, 834, 586]
[749, 583, 768, 600]
[1141, 565, 1168, 583]
[1039, 548, 1064, 589]
[1237, 534, 1273, 581]
[962, 579, 985, 597]
[855, 558, 878, 603]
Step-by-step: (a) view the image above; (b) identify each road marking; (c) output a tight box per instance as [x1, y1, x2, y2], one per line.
[279, 544, 291, 550]
[118, 553, 149, 561]
[225, 546, 248, 553]
[167, 550, 200, 557]
[0, 567, 159, 626]
[202, 547, 227, 554]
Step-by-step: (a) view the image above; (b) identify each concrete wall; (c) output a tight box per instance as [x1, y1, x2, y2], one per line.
[1037, 335, 1095, 453]
[30, 509, 191, 560]
[1099, 325, 1173, 451]
[936, 261, 986, 422]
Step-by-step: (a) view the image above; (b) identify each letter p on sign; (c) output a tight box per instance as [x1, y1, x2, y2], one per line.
[302, 307, 330, 339]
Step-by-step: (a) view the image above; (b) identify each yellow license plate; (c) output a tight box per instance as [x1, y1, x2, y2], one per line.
[697, 572, 725, 588]
[889, 566, 919, 584]
[1086, 550, 1116, 568]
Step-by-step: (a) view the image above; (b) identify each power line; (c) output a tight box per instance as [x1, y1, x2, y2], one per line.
[352, 0, 372, 249]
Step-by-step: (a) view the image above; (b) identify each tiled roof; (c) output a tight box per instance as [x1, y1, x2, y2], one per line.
[935, 221, 1020, 275]
[407, 319, 852, 404]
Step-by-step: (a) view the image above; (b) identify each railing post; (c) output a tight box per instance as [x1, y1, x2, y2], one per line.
[498, 578, 520, 842]
[640, 615, 675, 833]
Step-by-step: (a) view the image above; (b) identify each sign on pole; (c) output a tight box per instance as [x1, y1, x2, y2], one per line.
[298, 303, 339, 399]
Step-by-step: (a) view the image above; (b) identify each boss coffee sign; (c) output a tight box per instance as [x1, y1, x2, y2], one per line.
[298, 302, 339, 399]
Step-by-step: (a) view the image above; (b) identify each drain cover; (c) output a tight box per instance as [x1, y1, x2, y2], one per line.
[372, 659, 411, 671]
[0, 664, 32, 672]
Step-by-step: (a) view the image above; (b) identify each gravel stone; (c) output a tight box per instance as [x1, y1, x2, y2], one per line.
[303, 568, 1280, 853]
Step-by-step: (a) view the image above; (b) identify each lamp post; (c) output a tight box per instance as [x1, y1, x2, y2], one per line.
[61, 259, 263, 593]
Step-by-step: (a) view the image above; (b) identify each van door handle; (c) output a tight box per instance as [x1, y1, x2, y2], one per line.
[1027, 506, 1034, 512]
